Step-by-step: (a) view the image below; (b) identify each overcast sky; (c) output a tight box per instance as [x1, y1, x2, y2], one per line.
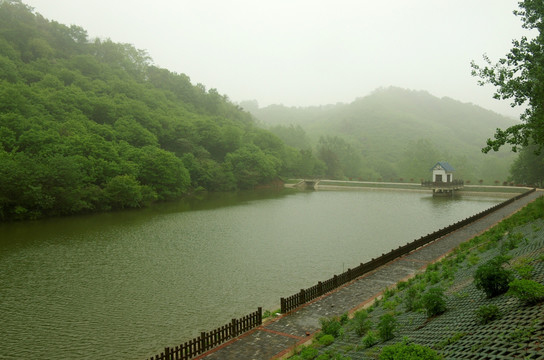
[24, 0, 530, 117]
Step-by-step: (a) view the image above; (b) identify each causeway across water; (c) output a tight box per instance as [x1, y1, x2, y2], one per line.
[196, 190, 543, 360]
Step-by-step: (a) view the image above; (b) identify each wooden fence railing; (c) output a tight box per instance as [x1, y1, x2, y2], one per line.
[148, 307, 262, 360]
[280, 188, 536, 313]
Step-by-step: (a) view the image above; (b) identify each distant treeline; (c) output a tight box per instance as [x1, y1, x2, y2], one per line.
[0, 1, 325, 221]
[245, 88, 522, 184]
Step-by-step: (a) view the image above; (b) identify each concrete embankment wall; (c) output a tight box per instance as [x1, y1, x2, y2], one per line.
[285, 180, 532, 197]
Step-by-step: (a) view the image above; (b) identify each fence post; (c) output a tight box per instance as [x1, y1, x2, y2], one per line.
[333, 274, 338, 288]
[299, 288, 306, 305]
[200, 332, 206, 352]
[317, 281, 323, 296]
[231, 318, 238, 338]
[257, 307, 262, 325]
[347, 268, 352, 280]
[280, 298, 286, 313]
[164, 347, 170, 360]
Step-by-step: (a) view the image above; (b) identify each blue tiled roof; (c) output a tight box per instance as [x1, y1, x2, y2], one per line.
[431, 161, 455, 172]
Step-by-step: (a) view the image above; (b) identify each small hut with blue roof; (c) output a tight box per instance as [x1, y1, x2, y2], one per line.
[431, 161, 455, 183]
[422, 161, 464, 196]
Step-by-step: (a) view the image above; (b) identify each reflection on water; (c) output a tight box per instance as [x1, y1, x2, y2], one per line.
[0, 189, 504, 359]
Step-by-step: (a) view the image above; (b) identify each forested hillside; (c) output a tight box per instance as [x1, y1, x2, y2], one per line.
[0, 1, 324, 221]
[247, 87, 519, 183]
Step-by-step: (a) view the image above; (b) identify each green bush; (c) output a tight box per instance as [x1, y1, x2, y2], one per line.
[441, 263, 456, 280]
[318, 334, 335, 346]
[362, 330, 379, 348]
[403, 286, 420, 312]
[379, 339, 443, 360]
[507, 279, 544, 305]
[397, 281, 409, 290]
[383, 287, 396, 300]
[455, 251, 467, 263]
[512, 258, 534, 279]
[500, 232, 525, 253]
[378, 313, 397, 341]
[514, 264, 534, 279]
[320, 317, 342, 338]
[300, 346, 319, 360]
[468, 254, 480, 266]
[320, 353, 350, 360]
[383, 298, 400, 311]
[421, 287, 447, 317]
[339, 312, 349, 325]
[425, 271, 440, 284]
[474, 256, 514, 298]
[475, 304, 501, 324]
[352, 309, 372, 336]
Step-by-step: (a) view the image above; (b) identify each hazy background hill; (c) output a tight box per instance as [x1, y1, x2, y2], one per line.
[243, 87, 518, 183]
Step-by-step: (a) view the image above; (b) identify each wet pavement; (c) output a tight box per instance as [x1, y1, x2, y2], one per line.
[197, 190, 542, 360]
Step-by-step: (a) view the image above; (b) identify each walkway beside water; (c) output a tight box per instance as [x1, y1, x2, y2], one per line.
[197, 190, 543, 360]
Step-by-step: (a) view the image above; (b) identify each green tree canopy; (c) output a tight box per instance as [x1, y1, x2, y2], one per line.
[224, 144, 280, 189]
[0, 1, 321, 221]
[472, 0, 544, 153]
[509, 144, 544, 186]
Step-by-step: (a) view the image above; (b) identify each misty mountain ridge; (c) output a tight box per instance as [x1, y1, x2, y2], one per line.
[249, 87, 516, 130]
[245, 87, 518, 182]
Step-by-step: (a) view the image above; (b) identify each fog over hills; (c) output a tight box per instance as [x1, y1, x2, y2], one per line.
[244, 87, 518, 183]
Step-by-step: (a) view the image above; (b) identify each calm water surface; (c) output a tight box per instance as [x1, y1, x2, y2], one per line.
[0, 189, 504, 359]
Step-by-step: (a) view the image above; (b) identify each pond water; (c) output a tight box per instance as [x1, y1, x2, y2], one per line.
[0, 189, 504, 359]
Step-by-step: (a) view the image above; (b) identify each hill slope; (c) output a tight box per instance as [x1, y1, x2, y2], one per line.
[250, 87, 518, 183]
[0, 1, 323, 221]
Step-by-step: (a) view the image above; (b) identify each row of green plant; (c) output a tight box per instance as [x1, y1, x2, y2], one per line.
[287, 196, 544, 359]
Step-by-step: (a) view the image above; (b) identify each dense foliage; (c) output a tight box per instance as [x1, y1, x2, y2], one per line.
[472, 0, 544, 153]
[0, 0, 323, 221]
[474, 256, 514, 298]
[248, 87, 517, 183]
[421, 287, 447, 317]
[377, 313, 397, 341]
[319, 316, 343, 338]
[507, 279, 544, 305]
[379, 339, 443, 360]
[509, 144, 544, 186]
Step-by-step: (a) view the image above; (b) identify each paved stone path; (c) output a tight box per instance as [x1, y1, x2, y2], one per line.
[197, 190, 542, 360]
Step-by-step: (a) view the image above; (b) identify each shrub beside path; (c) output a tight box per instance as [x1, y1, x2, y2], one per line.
[198, 190, 543, 360]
